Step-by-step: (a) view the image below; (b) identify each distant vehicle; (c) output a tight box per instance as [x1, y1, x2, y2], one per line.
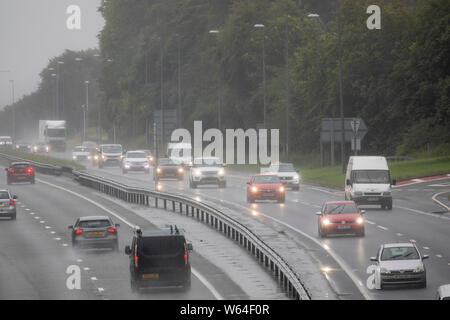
[124, 226, 193, 292]
[0, 136, 13, 149]
[15, 141, 32, 153]
[0, 190, 18, 220]
[39, 120, 67, 152]
[122, 151, 150, 174]
[436, 284, 450, 300]
[32, 141, 50, 153]
[136, 149, 154, 165]
[315, 201, 365, 237]
[72, 146, 91, 162]
[97, 144, 123, 168]
[81, 140, 98, 153]
[260, 163, 300, 191]
[5, 162, 35, 184]
[167, 142, 192, 167]
[345, 156, 395, 210]
[154, 158, 184, 181]
[246, 174, 285, 203]
[370, 243, 428, 289]
[68, 216, 120, 251]
[189, 157, 226, 188]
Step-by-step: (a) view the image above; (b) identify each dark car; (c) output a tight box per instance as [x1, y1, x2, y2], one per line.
[15, 142, 32, 153]
[6, 162, 35, 184]
[69, 216, 120, 251]
[32, 142, 50, 153]
[246, 174, 285, 203]
[0, 190, 18, 220]
[154, 158, 184, 181]
[125, 226, 193, 292]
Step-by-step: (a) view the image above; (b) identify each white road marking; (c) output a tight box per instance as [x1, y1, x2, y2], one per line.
[34, 217, 39, 220]
[91, 277, 98, 281]
[25, 208, 30, 211]
[410, 239, 416, 243]
[77, 259, 83, 263]
[83, 267, 90, 271]
[36, 177, 224, 300]
[396, 205, 450, 221]
[423, 247, 429, 250]
[54, 237, 61, 241]
[45, 226, 51, 229]
[97, 288, 104, 292]
[377, 225, 388, 231]
[50, 231, 56, 234]
[365, 220, 375, 225]
[30, 212, 34, 215]
[62, 243, 68, 247]
[40, 221, 45, 224]
[431, 192, 450, 211]
[436, 255, 442, 258]
[396, 233, 404, 237]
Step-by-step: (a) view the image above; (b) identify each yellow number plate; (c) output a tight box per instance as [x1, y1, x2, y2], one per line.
[142, 273, 159, 279]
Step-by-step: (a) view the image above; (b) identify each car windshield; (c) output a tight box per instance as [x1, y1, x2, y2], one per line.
[159, 158, 176, 166]
[102, 145, 122, 153]
[0, 137, 12, 142]
[78, 220, 111, 228]
[12, 164, 30, 169]
[278, 164, 295, 172]
[126, 152, 146, 158]
[381, 247, 420, 261]
[253, 175, 280, 184]
[0, 191, 10, 199]
[139, 236, 185, 256]
[193, 158, 222, 167]
[352, 170, 390, 184]
[168, 147, 191, 158]
[74, 147, 87, 152]
[324, 203, 358, 214]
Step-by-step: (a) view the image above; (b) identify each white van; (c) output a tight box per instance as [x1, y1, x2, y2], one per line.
[345, 156, 395, 210]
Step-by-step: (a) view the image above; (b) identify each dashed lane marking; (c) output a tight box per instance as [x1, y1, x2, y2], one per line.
[377, 225, 388, 231]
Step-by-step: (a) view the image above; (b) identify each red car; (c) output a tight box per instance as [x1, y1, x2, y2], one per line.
[316, 201, 365, 237]
[6, 162, 35, 184]
[246, 174, 285, 203]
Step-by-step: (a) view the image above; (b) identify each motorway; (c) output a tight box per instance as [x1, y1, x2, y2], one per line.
[78, 159, 450, 300]
[0, 167, 257, 300]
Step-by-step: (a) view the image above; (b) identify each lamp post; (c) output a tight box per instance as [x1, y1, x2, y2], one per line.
[208, 29, 221, 131]
[56, 61, 64, 119]
[10, 79, 15, 141]
[84, 80, 89, 141]
[254, 24, 267, 128]
[81, 104, 86, 143]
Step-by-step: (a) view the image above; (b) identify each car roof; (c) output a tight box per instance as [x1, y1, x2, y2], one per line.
[11, 161, 31, 166]
[127, 150, 146, 154]
[78, 216, 111, 221]
[253, 174, 278, 177]
[382, 243, 415, 248]
[139, 229, 185, 237]
[0, 189, 11, 193]
[324, 200, 356, 205]
[438, 284, 450, 297]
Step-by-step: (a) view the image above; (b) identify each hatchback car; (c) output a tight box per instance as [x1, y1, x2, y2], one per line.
[246, 174, 285, 203]
[125, 226, 193, 292]
[154, 158, 184, 181]
[370, 243, 428, 289]
[69, 216, 120, 251]
[0, 190, 18, 220]
[6, 162, 35, 184]
[316, 201, 365, 237]
[189, 157, 226, 188]
[436, 284, 450, 300]
[32, 141, 50, 153]
[122, 151, 150, 174]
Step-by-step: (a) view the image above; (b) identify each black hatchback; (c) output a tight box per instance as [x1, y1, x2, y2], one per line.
[125, 226, 193, 292]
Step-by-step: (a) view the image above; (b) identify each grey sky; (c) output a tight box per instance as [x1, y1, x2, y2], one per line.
[0, 0, 104, 109]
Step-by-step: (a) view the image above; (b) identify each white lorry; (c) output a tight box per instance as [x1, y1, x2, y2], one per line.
[39, 120, 67, 152]
[344, 156, 395, 210]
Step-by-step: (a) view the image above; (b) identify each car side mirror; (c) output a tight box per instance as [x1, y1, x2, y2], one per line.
[115, 223, 120, 228]
[361, 210, 366, 214]
[4, 168, 8, 171]
[68, 225, 73, 229]
[346, 179, 351, 186]
[392, 179, 396, 186]
[281, 181, 287, 185]
[13, 195, 18, 199]
[315, 212, 322, 216]
[422, 255, 429, 260]
[370, 257, 377, 262]
[124, 245, 131, 255]
[247, 181, 251, 185]
[187, 243, 193, 251]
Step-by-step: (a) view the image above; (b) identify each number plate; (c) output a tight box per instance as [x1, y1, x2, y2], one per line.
[142, 273, 159, 279]
[367, 197, 379, 201]
[337, 225, 351, 230]
[88, 231, 103, 235]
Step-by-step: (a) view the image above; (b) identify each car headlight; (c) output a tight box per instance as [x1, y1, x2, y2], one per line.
[102, 155, 105, 160]
[156, 167, 162, 173]
[34, 146, 38, 151]
[218, 169, 225, 176]
[354, 191, 363, 196]
[94, 155, 99, 160]
[193, 169, 201, 177]
[178, 167, 184, 173]
[380, 268, 391, 275]
[383, 192, 391, 196]
[73, 156, 77, 160]
[413, 267, 424, 273]
[356, 217, 364, 224]
[322, 218, 331, 225]
[294, 174, 299, 180]
[88, 156, 91, 160]
[16, 145, 19, 149]
[251, 186, 258, 193]
[144, 163, 150, 168]
[279, 186, 285, 192]
[46, 146, 49, 151]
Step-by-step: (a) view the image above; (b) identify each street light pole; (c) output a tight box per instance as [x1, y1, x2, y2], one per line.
[209, 29, 221, 131]
[338, 8, 346, 173]
[254, 24, 266, 128]
[285, 15, 290, 160]
[176, 34, 182, 128]
[56, 61, 64, 119]
[81, 104, 86, 143]
[10, 80, 15, 141]
[84, 80, 89, 141]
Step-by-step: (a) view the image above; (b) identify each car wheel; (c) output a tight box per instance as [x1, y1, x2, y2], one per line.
[358, 229, 365, 237]
[219, 181, 226, 188]
[31, 178, 35, 184]
[122, 170, 127, 174]
[277, 197, 285, 203]
[182, 279, 191, 291]
[10, 213, 16, 220]
[293, 185, 299, 191]
[190, 181, 197, 189]
[318, 226, 323, 238]
[130, 279, 139, 293]
[7, 178, 11, 185]
[387, 202, 393, 210]
[247, 196, 254, 203]
[419, 278, 427, 288]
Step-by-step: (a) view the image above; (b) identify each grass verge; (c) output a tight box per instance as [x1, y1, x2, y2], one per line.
[0, 149, 85, 171]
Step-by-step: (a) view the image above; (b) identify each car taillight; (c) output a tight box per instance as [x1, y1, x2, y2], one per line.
[107, 227, 116, 233]
[27, 168, 33, 174]
[9, 199, 15, 206]
[134, 244, 138, 269]
[184, 252, 188, 267]
[75, 228, 83, 235]
[9, 169, 14, 174]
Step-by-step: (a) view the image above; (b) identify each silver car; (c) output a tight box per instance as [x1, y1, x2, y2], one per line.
[0, 190, 18, 220]
[189, 157, 226, 188]
[69, 216, 120, 251]
[370, 243, 428, 289]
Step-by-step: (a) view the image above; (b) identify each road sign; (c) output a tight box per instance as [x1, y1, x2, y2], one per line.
[350, 119, 360, 133]
[154, 109, 178, 144]
[320, 118, 367, 143]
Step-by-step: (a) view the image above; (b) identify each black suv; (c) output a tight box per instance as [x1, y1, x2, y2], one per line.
[125, 226, 193, 292]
